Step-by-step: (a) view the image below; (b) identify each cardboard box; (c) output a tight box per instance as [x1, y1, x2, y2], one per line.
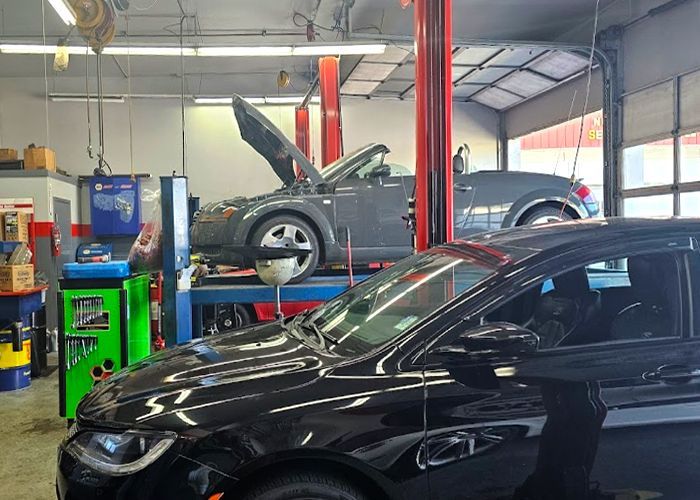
[3, 211, 29, 242]
[0, 148, 18, 161]
[23, 147, 56, 172]
[0, 264, 34, 292]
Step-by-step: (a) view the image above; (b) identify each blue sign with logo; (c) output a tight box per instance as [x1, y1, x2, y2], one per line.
[89, 176, 141, 236]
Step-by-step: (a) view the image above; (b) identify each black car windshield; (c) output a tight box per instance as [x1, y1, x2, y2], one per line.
[302, 247, 502, 356]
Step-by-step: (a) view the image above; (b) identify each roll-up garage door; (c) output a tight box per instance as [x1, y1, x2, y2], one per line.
[622, 80, 674, 147]
[680, 68, 700, 134]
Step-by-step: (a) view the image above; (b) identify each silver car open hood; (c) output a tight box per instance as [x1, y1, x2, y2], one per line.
[231, 94, 323, 186]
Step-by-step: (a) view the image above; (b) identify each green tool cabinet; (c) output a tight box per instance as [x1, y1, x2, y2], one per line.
[58, 275, 150, 419]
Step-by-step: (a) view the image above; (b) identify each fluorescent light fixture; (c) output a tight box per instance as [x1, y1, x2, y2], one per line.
[193, 97, 233, 104]
[49, 93, 125, 103]
[0, 44, 87, 55]
[197, 46, 293, 57]
[292, 44, 386, 56]
[194, 96, 320, 105]
[103, 46, 197, 56]
[0, 43, 386, 58]
[48, 0, 75, 26]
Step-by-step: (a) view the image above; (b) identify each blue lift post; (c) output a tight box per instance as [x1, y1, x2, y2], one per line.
[161, 176, 192, 345]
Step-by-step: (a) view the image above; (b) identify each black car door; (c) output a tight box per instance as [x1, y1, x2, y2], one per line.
[421, 241, 700, 500]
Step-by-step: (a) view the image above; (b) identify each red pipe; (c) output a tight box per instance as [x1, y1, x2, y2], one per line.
[319, 56, 343, 167]
[414, 0, 453, 250]
[294, 106, 311, 176]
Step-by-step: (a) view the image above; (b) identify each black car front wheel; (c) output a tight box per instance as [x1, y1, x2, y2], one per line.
[240, 471, 369, 500]
[250, 215, 320, 283]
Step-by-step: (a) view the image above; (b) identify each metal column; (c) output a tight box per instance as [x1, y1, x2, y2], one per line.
[160, 176, 192, 346]
[319, 56, 342, 167]
[414, 0, 453, 250]
[295, 106, 311, 161]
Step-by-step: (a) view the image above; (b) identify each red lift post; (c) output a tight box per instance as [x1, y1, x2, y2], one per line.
[319, 56, 343, 166]
[294, 106, 311, 175]
[414, 0, 453, 250]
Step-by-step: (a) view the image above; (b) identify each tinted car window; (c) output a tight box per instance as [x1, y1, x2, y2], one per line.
[301, 248, 498, 356]
[486, 249, 686, 349]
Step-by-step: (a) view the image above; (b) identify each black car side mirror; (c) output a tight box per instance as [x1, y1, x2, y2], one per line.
[432, 322, 540, 364]
[452, 154, 465, 175]
[368, 164, 392, 179]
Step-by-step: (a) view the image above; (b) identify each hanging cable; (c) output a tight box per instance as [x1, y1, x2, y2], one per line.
[85, 42, 94, 159]
[553, 89, 578, 176]
[126, 14, 135, 181]
[40, 0, 50, 148]
[560, 0, 601, 218]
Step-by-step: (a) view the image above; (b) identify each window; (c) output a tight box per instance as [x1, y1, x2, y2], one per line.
[484, 249, 685, 350]
[622, 140, 674, 189]
[623, 194, 674, 217]
[681, 192, 700, 216]
[680, 132, 700, 183]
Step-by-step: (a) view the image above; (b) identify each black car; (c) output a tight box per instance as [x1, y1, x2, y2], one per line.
[58, 218, 700, 499]
[191, 94, 599, 281]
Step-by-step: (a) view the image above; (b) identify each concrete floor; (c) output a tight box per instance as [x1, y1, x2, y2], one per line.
[0, 355, 66, 500]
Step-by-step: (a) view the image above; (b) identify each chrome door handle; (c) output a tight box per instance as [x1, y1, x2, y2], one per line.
[454, 183, 471, 192]
[643, 364, 700, 385]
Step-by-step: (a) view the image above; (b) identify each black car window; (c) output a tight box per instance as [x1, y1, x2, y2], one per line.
[484, 248, 688, 350]
[685, 251, 700, 337]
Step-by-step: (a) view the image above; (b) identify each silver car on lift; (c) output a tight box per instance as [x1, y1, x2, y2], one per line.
[191, 94, 599, 282]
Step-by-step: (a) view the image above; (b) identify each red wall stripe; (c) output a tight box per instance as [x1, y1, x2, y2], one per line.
[33, 222, 92, 238]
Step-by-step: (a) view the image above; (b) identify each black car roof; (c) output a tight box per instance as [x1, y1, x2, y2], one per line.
[448, 217, 700, 264]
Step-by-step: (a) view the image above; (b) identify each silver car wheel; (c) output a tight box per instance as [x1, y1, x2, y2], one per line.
[530, 215, 565, 225]
[259, 223, 313, 278]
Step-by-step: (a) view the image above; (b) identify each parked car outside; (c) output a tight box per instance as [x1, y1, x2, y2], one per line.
[191, 94, 599, 282]
[59, 218, 700, 500]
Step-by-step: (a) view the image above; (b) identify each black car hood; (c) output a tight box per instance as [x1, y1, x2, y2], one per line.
[232, 94, 323, 186]
[77, 321, 340, 430]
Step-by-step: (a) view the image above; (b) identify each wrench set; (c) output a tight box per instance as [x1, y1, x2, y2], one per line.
[65, 335, 99, 370]
[71, 296, 105, 329]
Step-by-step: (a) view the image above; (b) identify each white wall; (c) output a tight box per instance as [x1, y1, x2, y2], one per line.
[0, 78, 498, 208]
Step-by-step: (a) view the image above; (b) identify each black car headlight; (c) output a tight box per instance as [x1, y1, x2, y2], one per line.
[65, 430, 177, 476]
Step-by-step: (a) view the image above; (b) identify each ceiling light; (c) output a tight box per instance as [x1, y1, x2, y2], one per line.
[49, 93, 124, 103]
[193, 96, 320, 105]
[292, 44, 386, 56]
[0, 44, 87, 55]
[194, 97, 234, 104]
[103, 46, 197, 56]
[197, 46, 293, 57]
[48, 0, 75, 26]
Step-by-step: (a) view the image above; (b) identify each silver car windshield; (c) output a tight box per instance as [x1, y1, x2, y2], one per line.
[319, 146, 382, 184]
[304, 248, 498, 356]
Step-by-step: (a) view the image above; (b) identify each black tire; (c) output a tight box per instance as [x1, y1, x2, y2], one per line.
[240, 471, 369, 500]
[250, 215, 320, 283]
[212, 304, 252, 333]
[518, 205, 573, 226]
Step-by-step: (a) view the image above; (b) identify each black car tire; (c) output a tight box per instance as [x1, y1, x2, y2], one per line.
[519, 205, 573, 226]
[240, 471, 369, 500]
[250, 215, 320, 283]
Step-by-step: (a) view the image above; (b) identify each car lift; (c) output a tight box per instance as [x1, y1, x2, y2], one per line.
[163, 1, 453, 343]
